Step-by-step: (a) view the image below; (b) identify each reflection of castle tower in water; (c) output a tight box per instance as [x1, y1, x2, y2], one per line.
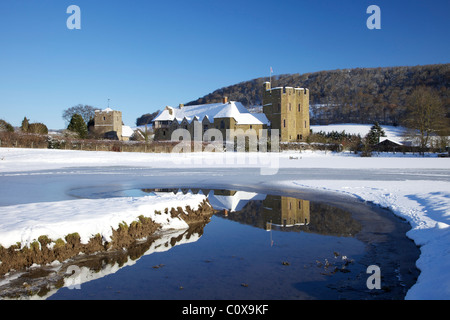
[262, 195, 310, 228]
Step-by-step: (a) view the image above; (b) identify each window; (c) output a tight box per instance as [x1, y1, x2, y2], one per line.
[220, 120, 225, 129]
[298, 201, 302, 209]
[103, 117, 106, 121]
[305, 121, 307, 128]
[283, 119, 286, 128]
[298, 104, 301, 112]
[288, 103, 291, 111]
[250, 125, 252, 129]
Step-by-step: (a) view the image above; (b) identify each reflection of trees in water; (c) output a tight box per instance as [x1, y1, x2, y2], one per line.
[221, 200, 265, 228]
[307, 203, 361, 236]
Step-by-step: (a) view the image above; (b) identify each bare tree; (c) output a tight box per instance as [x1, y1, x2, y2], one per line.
[63, 104, 99, 125]
[404, 87, 446, 154]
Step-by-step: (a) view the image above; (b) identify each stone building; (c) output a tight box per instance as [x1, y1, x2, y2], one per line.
[152, 97, 269, 141]
[151, 81, 310, 143]
[262, 82, 310, 142]
[92, 108, 133, 141]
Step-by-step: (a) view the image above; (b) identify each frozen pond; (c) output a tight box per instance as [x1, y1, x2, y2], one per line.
[1, 150, 448, 300]
[0, 184, 420, 300]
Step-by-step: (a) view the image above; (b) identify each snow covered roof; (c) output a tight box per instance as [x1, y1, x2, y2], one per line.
[207, 191, 267, 212]
[96, 107, 115, 113]
[378, 137, 403, 145]
[153, 101, 266, 126]
[252, 113, 270, 126]
[122, 125, 134, 138]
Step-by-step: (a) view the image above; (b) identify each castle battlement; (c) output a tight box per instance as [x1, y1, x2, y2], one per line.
[264, 83, 308, 95]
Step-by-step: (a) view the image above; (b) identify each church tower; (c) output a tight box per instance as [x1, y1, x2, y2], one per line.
[93, 108, 123, 140]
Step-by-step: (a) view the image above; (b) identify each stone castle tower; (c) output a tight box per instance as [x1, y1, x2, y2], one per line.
[262, 82, 310, 142]
[93, 108, 123, 140]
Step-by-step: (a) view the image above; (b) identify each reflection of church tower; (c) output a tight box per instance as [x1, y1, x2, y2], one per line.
[262, 195, 310, 228]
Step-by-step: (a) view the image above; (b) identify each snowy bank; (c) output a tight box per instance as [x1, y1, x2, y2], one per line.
[0, 192, 208, 249]
[0, 227, 202, 300]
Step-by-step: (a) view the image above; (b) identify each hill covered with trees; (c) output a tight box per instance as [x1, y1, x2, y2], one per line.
[184, 64, 449, 126]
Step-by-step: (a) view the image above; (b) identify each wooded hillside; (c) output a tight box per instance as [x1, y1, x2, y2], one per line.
[185, 64, 449, 126]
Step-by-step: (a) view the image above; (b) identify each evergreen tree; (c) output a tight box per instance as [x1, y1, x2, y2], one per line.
[68, 113, 88, 139]
[366, 122, 386, 145]
[21, 117, 29, 132]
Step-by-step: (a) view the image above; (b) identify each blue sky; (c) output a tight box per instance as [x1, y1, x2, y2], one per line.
[0, 0, 449, 129]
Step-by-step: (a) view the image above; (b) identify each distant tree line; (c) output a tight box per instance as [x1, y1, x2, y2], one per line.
[183, 64, 449, 127]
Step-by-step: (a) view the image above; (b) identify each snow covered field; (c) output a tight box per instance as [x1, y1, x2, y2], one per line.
[0, 147, 449, 299]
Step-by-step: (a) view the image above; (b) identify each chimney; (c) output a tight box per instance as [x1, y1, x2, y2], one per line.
[223, 97, 228, 104]
[179, 103, 184, 109]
